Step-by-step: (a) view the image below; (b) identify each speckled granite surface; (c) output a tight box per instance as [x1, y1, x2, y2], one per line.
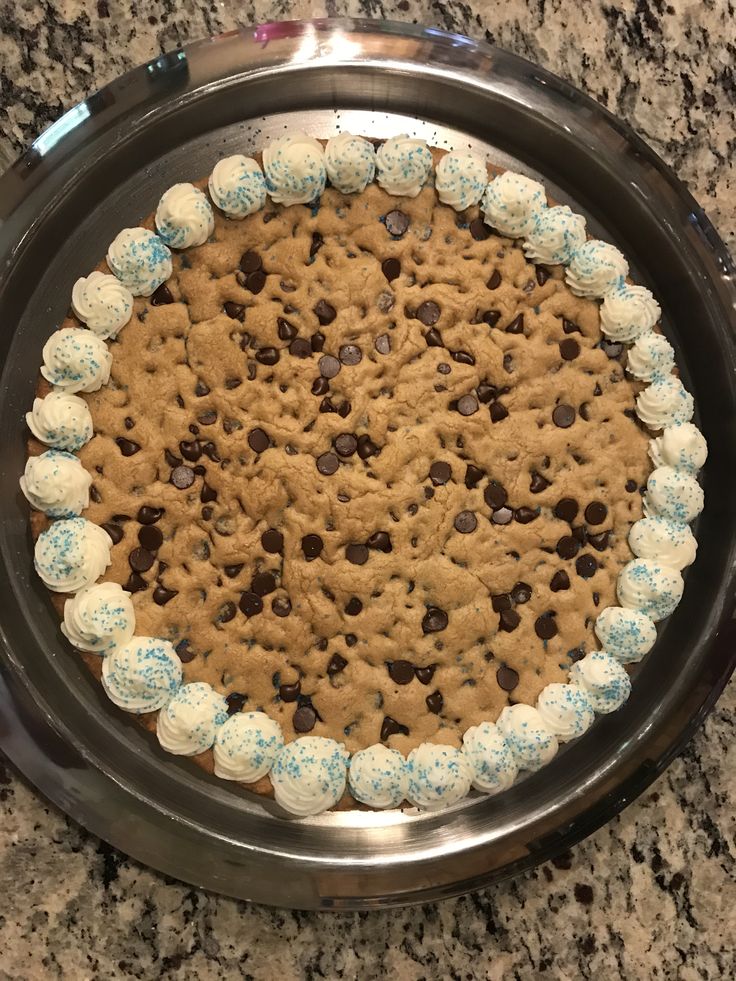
[0, 1, 734, 977]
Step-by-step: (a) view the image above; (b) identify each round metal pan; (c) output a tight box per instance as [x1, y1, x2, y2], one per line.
[0, 19, 734, 910]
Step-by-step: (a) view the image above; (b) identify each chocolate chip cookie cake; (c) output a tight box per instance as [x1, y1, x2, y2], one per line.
[22, 133, 706, 816]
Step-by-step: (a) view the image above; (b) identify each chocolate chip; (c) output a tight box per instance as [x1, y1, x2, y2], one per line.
[572, 525, 588, 545]
[248, 428, 269, 453]
[506, 313, 524, 334]
[138, 525, 163, 551]
[277, 317, 297, 341]
[251, 572, 276, 596]
[511, 582, 532, 604]
[116, 437, 141, 456]
[535, 613, 557, 640]
[324, 653, 348, 678]
[179, 439, 201, 462]
[557, 535, 581, 560]
[384, 210, 409, 237]
[484, 482, 508, 509]
[416, 301, 441, 327]
[498, 605, 521, 632]
[563, 318, 582, 335]
[128, 547, 154, 573]
[339, 344, 362, 366]
[217, 601, 237, 624]
[175, 639, 195, 662]
[240, 251, 262, 273]
[422, 607, 448, 633]
[514, 506, 538, 524]
[465, 464, 484, 489]
[487, 269, 502, 290]
[356, 434, 379, 459]
[318, 355, 341, 379]
[311, 332, 326, 352]
[346, 544, 369, 565]
[310, 232, 324, 258]
[337, 400, 352, 419]
[550, 570, 570, 591]
[225, 692, 246, 715]
[490, 401, 509, 423]
[421, 329, 443, 352]
[382, 258, 401, 281]
[245, 270, 266, 294]
[381, 715, 410, 740]
[476, 382, 496, 404]
[332, 433, 357, 458]
[625, 478, 638, 493]
[491, 506, 513, 525]
[170, 466, 194, 489]
[555, 498, 579, 523]
[224, 563, 243, 578]
[594, 382, 603, 396]
[536, 266, 551, 286]
[345, 633, 358, 647]
[345, 597, 363, 616]
[600, 339, 623, 358]
[289, 338, 312, 359]
[388, 660, 414, 685]
[415, 665, 436, 685]
[123, 416, 134, 430]
[201, 442, 220, 462]
[100, 522, 123, 545]
[454, 510, 477, 534]
[374, 333, 391, 355]
[530, 471, 550, 494]
[452, 350, 475, 365]
[302, 534, 323, 560]
[457, 394, 479, 416]
[307, 377, 327, 398]
[256, 346, 279, 366]
[197, 409, 217, 426]
[279, 682, 300, 702]
[239, 592, 263, 617]
[272, 596, 292, 617]
[224, 301, 245, 321]
[496, 664, 519, 691]
[124, 572, 147, 593]
[579, 402, 591, 421]
[90, 485, 102, 504]
[367, 531, 392, 552]
[552, 404, 576, 428]
[469, 217, 490, 241]
[482, 310, 502, 328]
[491, 593, 512, 612]
[584, 501, 608, 525]
[588, 531, 610, 551]
[560, 338, 580, 360]
[314, 299, 336, 325]
[261, 529, 283, 553]
[194, 380, 210, 397]
[429, 461, 452, 485]
[576, 553, 598, 579]
[293, 705, 317, 733]
[316, 452, 339, 476]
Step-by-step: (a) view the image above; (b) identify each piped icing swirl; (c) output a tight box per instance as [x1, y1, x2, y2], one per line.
[595, 606, 658, 664]
[635, 376, 694, 429]
[644, 465, 704, 523]
[26, 390, 94, 451]
[523, 205, 587, 265]
[649, 423, 707, 473]
[262, 133, 327, 206]
[627, 333, 675, 381]
[481, 171, 546, 238]
[535, 683, 595, 742]
[406, 743, 473, 810]
[376, 135, 432, 198]
[71, 271, 134, 339]
[496, 704, 558, 772]
[271, 737, 348, 816]
[599, 283, 660, 342]
[434, 149, 488, 211]
[213, 711, 285, 782]
[629, 516, 697, 570]
[20, 449, 91, 517]
[565, 240, 629, 298]
[61, 582, 135, 654]
[568, 652, 631, 713]
[101, 636, 182, 713]
[156, 682, 228, 755]
[324, 134, 377, 194]
[348, 744, 409, 808]
[155, 183, 215, 249]
[208, 155, 267, 218]
[617, 558, 684, 621]
[106, 227, 172, 296]
[462, 722, 518, 794]
[41, 328, 112, 393]
[34, 517, 112, 593]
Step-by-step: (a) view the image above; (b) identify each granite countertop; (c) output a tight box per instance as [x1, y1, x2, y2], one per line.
[1, 1, 734, 977]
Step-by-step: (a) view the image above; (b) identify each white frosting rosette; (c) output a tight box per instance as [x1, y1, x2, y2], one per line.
[208, 155, 267, 218]
[649, 423, 707, 473]
[496, 704, 558, 772]
[595, 606, 658, 664]
[635, 376, 694, 429]
[481, 171, 546, 238]
[106, 227, 173, 296]
[568, 652, 631, 713]
[348, 744, 409, 808]
[271, 737, 348, 816]
[617, 558, 685, 621]
[324, 134, 376, 194]
[71, 271, 134, 339]
[600, 283, 661, 342]
[62, 582, 135, 654]
[627, 333, 675, 381]
[566, 240, 629, 298]
[263, 133, 326, 206]
[523, 206, 587, 265]
[535, 683, 595, 742]
[102, 636, 182, 713]
[462, 722, 518, 794]
[20, 449, 91, 517]
[213, 711, 285, 782]
[406, 743, 473, 810]
[629, 516, 697, 570]
[644, 465, 704, 523]
[376, 135, 433, 197]
[434, 150, 487, 211]
[26, 390, 94, 451]
[34, 517, 112, 593]
[155, 183, 214, 249]
[156, 682, 228, 755]
[41, 328, 112, 393]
